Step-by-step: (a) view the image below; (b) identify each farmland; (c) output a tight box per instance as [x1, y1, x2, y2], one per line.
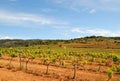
[0, 36, 120, 81]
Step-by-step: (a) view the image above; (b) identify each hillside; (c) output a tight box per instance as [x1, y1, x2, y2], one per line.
[0, 36, 120, 48]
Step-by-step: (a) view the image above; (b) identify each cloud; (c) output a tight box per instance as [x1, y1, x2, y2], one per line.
[51, 0, 120, 12]
[89, 9, 96, 14]
[0, 10, 67, 27]
[0, 10, 52, 25]
[71, 28, 120, 37]
[41, 8, 55, 13]
[0, 36, 14, 39]
[71, 28, 84, 33]
[86, 29, 111, 36]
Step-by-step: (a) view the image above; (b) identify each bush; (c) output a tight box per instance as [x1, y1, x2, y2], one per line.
[101, 59, 107, 63]
[82, 61, 88, 65]
[52, 58, 57, 63]
[116, 65, 120, 72]
[111, 66, 117, 71]
[113, 56, 120, 63]
[72, 58, 78, 65]
[10, 53, 17, 58]
[89, 57, 95, 62]
[111, 65, 120, 72]
[107, 68, 113, 80]
[61, 60, 65, 66]
[31, 55, 36, 59]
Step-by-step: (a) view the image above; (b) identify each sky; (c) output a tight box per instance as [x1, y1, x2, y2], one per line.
[0, 0, 120, 39]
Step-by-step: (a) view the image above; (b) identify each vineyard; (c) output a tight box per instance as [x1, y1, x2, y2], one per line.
[0, 37, 120, 81]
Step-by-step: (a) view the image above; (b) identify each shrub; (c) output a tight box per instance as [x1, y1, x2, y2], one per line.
[111, 66, 117, 71]
[31, 54, 36, 60]
[111, 65, 120, 72]
[10, 53, 17, 58]
[82, 61, 88, 65]
[52, 58, 57, 64]
[101, 59, 107, 63]
[107, 68, 113, 81]
[89, 57, 95, 62]
[113, 55, 120, 63]
[61, 60, 65, 66]
[116, 65, 120, 72]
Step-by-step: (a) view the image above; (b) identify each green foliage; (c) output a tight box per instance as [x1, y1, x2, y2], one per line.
[52, 58, 57, 63]
[116, 65, 120, 72]
[82, 61, 88, 65]
[112, 55, 120, 62]
[72, 58, 78, 65]
[61, 60, 65, 66]
[112, 65, 120, 72]
[100, 59, 107, 63]
[89, 57, 95, 62]
[22, 53, 27, 58]
[111, 66, 117, 71]
[30, 54, 36, 59]
[10, 53, 17, 58]
[42, 57, 49, 62]
[107, 68, 113, 80]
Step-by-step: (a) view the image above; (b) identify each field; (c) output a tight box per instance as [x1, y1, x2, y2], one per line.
[0, 37, 120, 81]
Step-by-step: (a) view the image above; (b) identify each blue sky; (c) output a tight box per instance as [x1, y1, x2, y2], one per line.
[0, 0, 120, 39]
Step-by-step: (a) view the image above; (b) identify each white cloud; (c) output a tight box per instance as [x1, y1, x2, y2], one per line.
[71, 28, 120, 37]
[51, 0, 120, 12]
[42, 8, 55, 13]
[0, 36, 14, 39]
[0, 35, 34, 39]
[86, 29, 111, 36]
[0, 10, 66, 27]
[89, 9, 96, 14]
[0, 10, 52, 25]
[71, 28, 84, 33]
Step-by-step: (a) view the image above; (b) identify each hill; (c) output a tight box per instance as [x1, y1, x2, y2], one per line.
[0, 36, 120, 48]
